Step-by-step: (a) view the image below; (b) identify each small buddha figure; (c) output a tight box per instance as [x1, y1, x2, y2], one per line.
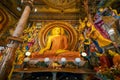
[31, 27, 81, 59]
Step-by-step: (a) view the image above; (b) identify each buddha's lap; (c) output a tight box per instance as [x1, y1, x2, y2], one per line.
[31, 51, 80, 59]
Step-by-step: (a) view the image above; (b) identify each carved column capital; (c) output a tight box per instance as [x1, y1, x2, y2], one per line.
[21, 0, 34, 9]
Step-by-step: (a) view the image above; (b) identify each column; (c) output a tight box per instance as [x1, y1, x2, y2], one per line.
[52, 72, 57, 80]
[13, 2, 32, 37]
[0, 0, 33, 80]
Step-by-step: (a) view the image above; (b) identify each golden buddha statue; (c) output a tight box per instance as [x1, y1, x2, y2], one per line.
[31, 27, 81, 59]
[39, 27, 68, 54]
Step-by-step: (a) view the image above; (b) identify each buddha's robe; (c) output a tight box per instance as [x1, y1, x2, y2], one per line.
[31, 35, 80, 60]
[88, 25, 112, 47]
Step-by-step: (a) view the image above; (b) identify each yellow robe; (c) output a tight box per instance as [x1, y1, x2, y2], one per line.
[90, 25, 112, 47]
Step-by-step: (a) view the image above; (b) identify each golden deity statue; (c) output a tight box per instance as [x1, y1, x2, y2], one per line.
[86, 21, 112, 47]
[39, 27, 68, 55]
[31, 27, 81, 59]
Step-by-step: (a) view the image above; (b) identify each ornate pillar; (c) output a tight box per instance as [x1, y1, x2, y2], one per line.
[0, 1, 33, 80]
[13, 1, 32, 37]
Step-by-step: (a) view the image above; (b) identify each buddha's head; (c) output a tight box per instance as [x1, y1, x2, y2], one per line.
[52, 27, 64, 35]
[52, 27, 61, 35]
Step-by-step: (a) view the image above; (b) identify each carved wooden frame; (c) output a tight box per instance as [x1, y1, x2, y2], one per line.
[42, 0, 76, 10]
[38, 21, 78, 50]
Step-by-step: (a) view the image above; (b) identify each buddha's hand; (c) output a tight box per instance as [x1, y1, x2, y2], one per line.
[56, 49, 68, 55]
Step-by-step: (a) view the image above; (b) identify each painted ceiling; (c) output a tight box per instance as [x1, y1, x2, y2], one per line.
[0, 0, 120, 21]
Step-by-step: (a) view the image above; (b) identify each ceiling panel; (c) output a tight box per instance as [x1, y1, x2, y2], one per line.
[0, 0, 119, 21]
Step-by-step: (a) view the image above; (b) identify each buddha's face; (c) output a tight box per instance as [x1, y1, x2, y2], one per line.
[52, 27, 61, 35]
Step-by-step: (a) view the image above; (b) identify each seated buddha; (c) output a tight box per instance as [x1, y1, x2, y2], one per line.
[31, 27, 81, 60]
